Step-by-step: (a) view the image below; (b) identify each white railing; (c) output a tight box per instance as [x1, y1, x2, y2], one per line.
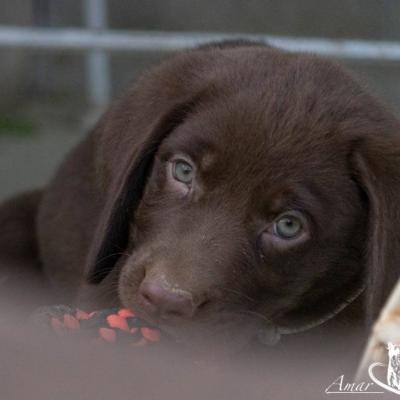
[1, 0, 399, 107]
[1, 26, 400, 60]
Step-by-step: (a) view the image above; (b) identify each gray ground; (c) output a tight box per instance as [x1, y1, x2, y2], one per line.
[0, 105, 98, 201]
[0, 130, 81, 201]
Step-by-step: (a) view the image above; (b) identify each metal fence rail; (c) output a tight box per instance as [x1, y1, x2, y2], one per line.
[1, 26, 400, 61]
[2, 0, 400, 107]
[83, 0, 110, 107]
[2, 23, 400, 107]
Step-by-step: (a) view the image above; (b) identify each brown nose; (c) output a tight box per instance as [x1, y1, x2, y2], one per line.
[138, 280, 195, 319]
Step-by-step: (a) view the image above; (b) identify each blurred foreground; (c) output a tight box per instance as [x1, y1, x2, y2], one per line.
[0, 289, 380, 400]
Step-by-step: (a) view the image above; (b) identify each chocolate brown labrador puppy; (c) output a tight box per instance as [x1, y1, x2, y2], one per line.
[1, 40, 400, 351]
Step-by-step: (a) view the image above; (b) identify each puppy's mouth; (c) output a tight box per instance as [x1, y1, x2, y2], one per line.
[129, 296, 277, 351]
[118, 264, 283, 350]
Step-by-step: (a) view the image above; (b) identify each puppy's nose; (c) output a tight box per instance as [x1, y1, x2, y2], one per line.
[138, 280, 195, 319]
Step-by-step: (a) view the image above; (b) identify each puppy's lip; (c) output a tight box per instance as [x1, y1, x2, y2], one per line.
[132, 297, 191, 327]
[130, 303, 187, 335]
[130, 300, 265, 345]
[131, 305, 206, 341]
[134, 309, 191, 343]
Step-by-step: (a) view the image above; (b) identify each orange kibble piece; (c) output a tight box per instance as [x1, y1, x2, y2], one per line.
[107, 314, 129, 331]
[99, 327, 116, 343]
[140, 327, 161, 342]
[63, 314, 80, 330]
[118, 308, 135, 318]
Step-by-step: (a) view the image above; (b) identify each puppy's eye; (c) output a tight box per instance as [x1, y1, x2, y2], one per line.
[172, 160, 194, 184]
[273, 211, 304, 239]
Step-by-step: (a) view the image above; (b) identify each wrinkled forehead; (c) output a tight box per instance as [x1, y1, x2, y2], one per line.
[153, 52, 379, 228]
[160, 48, 373, 182]
[158, 94, 358, 222]
[161, 94, 350, 183]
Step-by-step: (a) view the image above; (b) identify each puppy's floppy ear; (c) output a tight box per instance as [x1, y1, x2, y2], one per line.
[86, 97, 199, 284]
[351, 131, 400, 322]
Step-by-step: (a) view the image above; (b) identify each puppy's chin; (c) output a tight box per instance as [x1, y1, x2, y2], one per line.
[130, 305, 265, 357]
[162, 324, 260, 358]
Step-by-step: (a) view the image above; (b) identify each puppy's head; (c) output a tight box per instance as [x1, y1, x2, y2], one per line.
[86, 42, 400, 350]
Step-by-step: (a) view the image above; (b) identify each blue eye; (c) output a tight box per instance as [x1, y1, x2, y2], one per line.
[172, 160, 194, 184]
[273, 212, 304, 239]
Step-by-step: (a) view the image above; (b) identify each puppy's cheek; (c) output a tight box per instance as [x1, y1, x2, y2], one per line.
[118, 260, 146, 307]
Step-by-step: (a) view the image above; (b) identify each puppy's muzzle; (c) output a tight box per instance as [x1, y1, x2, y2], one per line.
[138, 279, 197, 320]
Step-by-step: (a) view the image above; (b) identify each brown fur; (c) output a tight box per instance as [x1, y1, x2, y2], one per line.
[2, 41, 400, 350]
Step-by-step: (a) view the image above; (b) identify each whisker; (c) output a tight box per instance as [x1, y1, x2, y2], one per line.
[89, 252, 132, 281]
[94, 251, 131, 266]
[235, 309, 272, 324]
[218, 286, 257, 304]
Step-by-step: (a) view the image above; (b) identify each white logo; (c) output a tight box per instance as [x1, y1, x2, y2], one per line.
[325, 375, 383, 395]
[325, 342, 400, 395]
[367, 342, 400, 396]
